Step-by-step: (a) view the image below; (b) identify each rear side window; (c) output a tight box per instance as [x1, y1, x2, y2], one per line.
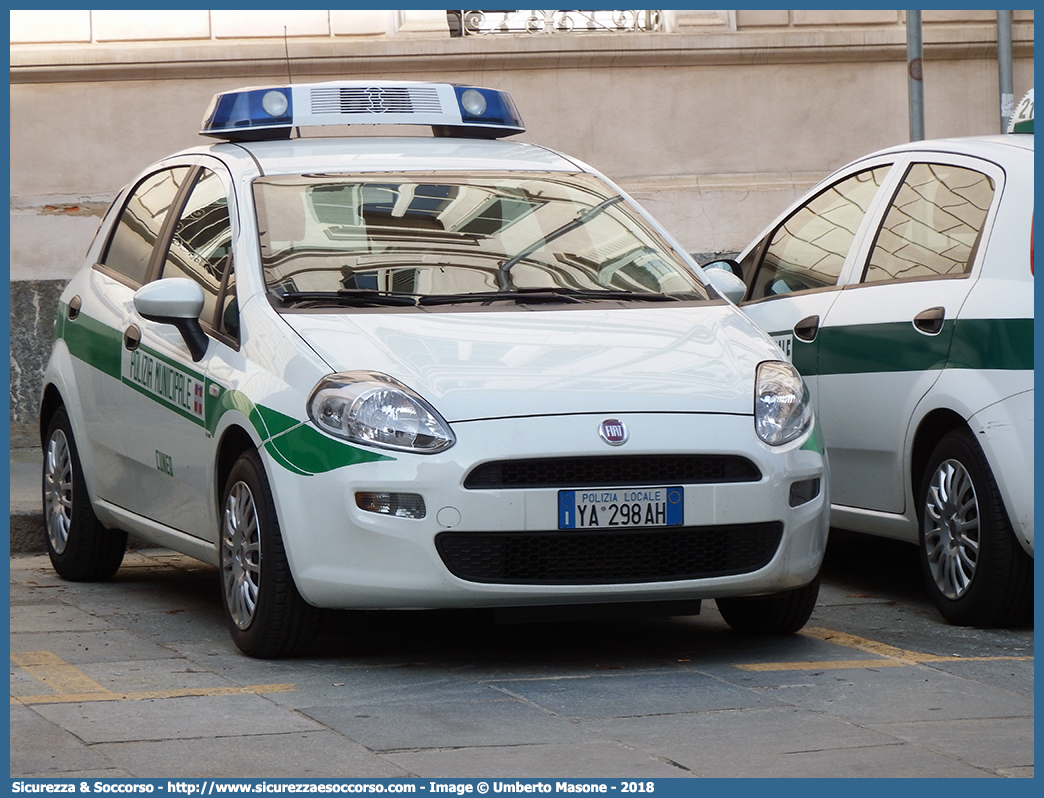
[746, 166, 890, 300]
[863, 163, 995, 283]
[100, 167, 191, 285]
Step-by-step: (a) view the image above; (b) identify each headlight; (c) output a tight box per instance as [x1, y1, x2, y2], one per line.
[307, 371, 455, 454]
[754, 360, 813, 446]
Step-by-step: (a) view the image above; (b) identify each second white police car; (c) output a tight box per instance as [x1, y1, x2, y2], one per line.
[41, 82, 828, 657]
[704, 90, 1034, 628]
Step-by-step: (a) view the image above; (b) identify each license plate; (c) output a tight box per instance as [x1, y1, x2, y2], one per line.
[558, 487, 684, 530]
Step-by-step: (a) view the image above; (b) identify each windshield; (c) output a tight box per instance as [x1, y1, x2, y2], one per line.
[253, 172, 710, 308]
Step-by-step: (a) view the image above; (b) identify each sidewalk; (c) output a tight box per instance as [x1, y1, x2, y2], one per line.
[10, 446, 44, 554]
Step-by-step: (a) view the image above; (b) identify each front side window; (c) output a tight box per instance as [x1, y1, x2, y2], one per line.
[747, 166, 891, 300]
[862, 163, 995, 284]
[253, 172, 710, 309]
[101, 167, 191, 285]
[160, 168, 235, 333]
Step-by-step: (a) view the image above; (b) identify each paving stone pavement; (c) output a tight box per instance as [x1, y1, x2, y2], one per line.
[9, 538, 1034, 779]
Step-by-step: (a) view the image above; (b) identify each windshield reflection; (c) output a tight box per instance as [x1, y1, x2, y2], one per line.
[253, 172, 708, 307]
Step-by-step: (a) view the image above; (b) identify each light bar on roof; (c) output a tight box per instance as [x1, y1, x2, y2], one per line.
[200, 81, 525, 141]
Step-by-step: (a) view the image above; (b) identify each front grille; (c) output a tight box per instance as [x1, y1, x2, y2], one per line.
[464, 455, 761, 489]
[310, 86, 443, 116]
[436, 523, 783, 585]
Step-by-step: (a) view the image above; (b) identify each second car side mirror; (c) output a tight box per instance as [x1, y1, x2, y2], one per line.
[701, 261, 747, 304]
[133, 278, 209, 362]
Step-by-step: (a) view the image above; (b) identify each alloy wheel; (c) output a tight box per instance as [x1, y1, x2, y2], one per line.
[222, 480, 262, 630]
[43, 428, 74, 555]
[923, 458, 980, 600]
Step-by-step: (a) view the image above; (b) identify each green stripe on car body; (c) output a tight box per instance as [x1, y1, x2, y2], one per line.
[255, 403, 303, 438]
[56, 307, 395, 475]
[57, 303, 124, 379]
[948, 317, 1033, 371]
[266, 419, 394, 474]
[800, 420, 824, 454]
[817, 321, 953, 375]
[781, 317, 1032, 376]
[208, 384, 252, 435]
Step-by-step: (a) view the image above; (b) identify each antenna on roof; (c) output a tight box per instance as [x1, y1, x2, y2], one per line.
[283, 26, 293, 85]
[284, 27, 299, 137]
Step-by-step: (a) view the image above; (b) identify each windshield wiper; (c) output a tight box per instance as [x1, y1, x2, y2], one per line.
[418, 289, 584, 306]
[496, 196, 625, 290]
[274, 289, 419, 307]
[546, 289, 682, 302]
[417, 287, 683, 306]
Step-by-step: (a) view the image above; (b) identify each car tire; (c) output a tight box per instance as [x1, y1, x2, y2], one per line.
[918, 428, 1032, 627]
[716, 577, 819, 635]
[219, 448, 320, 658]
[42, 408, 127, 581]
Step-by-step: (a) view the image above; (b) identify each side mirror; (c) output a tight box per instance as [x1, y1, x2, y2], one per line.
[702, 258, 743, 279]
[133, 279, 209, 362]
[701, 262, 746, 304]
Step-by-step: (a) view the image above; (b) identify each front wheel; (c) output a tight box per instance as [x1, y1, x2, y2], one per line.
[42, 407, 126, 581]
[219, 449, 319, 658]
[918, 429, 1032, 627]
[716, 577, 820, 635]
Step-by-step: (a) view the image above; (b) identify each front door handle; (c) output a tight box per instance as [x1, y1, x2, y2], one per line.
[124, 324, 141, 350]
[794, 315, 820, 342]
[914, 307, 945, 335]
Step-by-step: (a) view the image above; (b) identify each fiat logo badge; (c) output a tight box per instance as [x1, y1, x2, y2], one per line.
[599, 419, 628, 446]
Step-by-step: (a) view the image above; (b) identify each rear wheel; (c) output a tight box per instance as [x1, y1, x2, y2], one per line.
[716, 577, 819, 635]
[42, 407, 126, 581]
[219, 449, 319, 658]
[919, 429, 1032, 627]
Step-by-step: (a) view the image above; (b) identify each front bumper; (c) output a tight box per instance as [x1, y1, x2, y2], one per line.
[267, 412, 829, 609]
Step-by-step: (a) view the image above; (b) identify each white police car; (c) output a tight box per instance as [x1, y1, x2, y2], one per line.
[704, 90, 1034, 627]
[41, 81, 828, 657]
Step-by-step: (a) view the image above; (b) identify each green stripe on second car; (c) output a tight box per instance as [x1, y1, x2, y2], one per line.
[784, 317, 1032, 377]
[818, 320, 954, 375]
[947, 317, 1033, 371]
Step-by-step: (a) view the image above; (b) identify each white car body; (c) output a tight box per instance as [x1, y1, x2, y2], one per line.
[40, 82, 829, 656]
[716, 132, 1033, 626]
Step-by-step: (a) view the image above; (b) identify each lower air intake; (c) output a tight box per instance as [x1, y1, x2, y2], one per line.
[435, 523, 783, 585]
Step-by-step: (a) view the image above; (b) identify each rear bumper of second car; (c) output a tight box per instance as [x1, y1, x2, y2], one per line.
[969, 388, 1034, 557]
[266, 412, 829, 610]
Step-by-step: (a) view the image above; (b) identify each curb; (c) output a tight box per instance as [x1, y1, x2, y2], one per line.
[10, 512, 46, 555]
[10, 512, 154, 557]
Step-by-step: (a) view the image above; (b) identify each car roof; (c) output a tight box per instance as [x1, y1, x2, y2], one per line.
[189, 135, 587, 177]
[865, 134, 1034, 160]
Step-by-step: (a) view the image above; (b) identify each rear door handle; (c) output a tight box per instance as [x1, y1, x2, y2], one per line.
[913, 307, 945, 335]
[794, 315, 820, 342]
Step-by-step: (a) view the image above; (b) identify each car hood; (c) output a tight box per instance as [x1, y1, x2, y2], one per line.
[281, 305, 777, 421]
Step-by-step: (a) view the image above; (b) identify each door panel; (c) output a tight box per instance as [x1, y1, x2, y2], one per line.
[113, 165, 238, 540]
[118, 321, 218, 537]
[816, 158, 1001, 514]
[67, 167, 192, 502]
[816, 280, 973, 512]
